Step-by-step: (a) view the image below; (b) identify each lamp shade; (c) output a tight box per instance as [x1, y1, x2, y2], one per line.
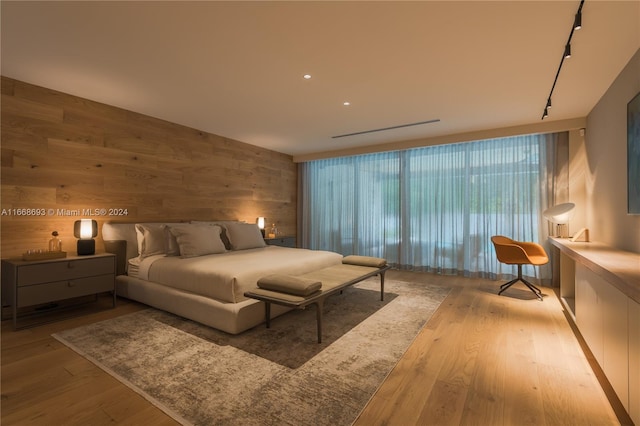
[256, 217, 265, 230]
[543, 203, 575, 224]
[74, 219, 98, 239]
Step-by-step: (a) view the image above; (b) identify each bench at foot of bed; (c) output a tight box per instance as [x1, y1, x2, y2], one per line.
[244, 255, 390, 343]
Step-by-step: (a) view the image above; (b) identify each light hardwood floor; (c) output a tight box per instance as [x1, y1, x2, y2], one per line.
[1, 272, 628, 425]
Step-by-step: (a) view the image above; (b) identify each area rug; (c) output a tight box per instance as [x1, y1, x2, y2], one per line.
[53, 278, 450, 426]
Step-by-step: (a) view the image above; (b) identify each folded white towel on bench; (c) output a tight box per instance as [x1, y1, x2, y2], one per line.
[342, 255, 387, 268]
[257, 274, 322, 296]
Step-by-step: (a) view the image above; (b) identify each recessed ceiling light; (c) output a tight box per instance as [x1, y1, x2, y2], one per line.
[343, 101, 351, 106]
[303, 74, 311, 80]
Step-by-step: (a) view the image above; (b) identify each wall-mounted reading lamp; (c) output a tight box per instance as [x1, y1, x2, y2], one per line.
[74, 219, 98, 255]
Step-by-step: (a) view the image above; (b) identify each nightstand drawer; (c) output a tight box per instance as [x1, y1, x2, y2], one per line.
[17, 274, 115, 307]
[16, 257, 114, 286]
[264, 236, 296, 247]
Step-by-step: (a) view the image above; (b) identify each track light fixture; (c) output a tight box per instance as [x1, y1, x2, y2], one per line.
[541, 0, 585, 120]
[574, 10, 582, 30]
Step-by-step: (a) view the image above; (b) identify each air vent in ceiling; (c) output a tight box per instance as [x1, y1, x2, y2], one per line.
[332, 119, 440, 139]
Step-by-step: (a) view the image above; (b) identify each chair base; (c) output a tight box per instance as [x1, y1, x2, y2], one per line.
[498, 265, 543, 301]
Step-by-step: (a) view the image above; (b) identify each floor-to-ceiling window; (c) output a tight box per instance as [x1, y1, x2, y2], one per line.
[300, 133, 567, 282]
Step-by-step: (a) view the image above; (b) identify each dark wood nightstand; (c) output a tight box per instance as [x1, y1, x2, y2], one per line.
[1, 253, 116, 329]
[264, 236, 296, 248]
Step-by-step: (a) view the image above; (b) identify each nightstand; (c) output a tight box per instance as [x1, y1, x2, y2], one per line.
[1, 253, 116, 330]
[264, 236, 296, 248]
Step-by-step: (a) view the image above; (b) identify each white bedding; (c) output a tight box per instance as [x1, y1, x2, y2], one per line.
[134, 245, 342, 303]
[127, 256, 141, 278]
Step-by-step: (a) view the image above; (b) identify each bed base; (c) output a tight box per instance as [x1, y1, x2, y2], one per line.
[105, 239, 291, 335]
[116, 275, 291, 334]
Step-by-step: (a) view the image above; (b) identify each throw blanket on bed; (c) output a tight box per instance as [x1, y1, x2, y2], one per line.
[132, 246, 342, 303]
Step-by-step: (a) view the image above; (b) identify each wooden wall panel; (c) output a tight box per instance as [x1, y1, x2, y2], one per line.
[0, 77, 297, 258]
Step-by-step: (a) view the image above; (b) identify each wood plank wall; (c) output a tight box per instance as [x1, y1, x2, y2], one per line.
[0, 77, 297, 258]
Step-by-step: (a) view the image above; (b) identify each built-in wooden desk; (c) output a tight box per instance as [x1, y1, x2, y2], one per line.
[549, 237, 639, 425]
[550, 238, 640, 304]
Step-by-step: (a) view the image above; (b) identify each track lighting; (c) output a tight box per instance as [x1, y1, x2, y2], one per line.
[541, 0, 585, 120]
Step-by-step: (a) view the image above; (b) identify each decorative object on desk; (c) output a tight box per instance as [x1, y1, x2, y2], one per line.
[256, 217, 265, 237]
[267, 223, 278, 239]
[627, 91, 640, 214]
[48, 230, 62, 252]
[543, 202, 575, 237]
[74, 219, 98, 255]
[570, 227, 590, 242]
[21, 249, 67, 261]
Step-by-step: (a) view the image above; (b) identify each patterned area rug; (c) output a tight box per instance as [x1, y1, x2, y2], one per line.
[53, 278, 450, 426]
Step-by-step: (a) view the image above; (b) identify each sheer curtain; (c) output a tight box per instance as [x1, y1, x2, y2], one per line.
[300, 133, 567, 283]
[300, 150, 401, 258]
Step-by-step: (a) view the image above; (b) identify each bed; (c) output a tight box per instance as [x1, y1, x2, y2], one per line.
[102, 221, 343, 334]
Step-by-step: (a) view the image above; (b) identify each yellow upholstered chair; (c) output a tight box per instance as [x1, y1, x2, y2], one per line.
[491, 236, 549, 301]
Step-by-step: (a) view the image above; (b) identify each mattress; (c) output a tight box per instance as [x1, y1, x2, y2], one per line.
[133, 245, 343, 303]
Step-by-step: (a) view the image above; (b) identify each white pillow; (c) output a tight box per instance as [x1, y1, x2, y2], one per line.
[168, 224, 227, 257]
[190, 220, 236, 250]
[135, 224, 166, 258]
[163, 225, 180, 256]
[225, 222, 266, 250]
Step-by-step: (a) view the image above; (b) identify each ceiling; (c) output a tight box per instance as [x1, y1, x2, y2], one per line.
[1, 1, 639, 157]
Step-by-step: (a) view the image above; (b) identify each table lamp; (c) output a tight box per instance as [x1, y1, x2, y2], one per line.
[256, 217, 265, 237]
[543, 203, 575, 237]
[74, 219, 98, 255]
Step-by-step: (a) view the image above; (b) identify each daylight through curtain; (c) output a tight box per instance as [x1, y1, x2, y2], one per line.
[300, 133, 567, 282]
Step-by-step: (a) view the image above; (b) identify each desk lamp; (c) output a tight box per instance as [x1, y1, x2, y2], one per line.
[543, 203, 575, 238]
